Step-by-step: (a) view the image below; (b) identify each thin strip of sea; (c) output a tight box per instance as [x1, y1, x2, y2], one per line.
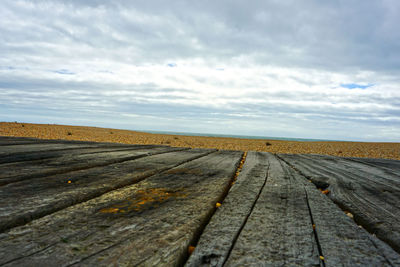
[140, 130, 339, 142]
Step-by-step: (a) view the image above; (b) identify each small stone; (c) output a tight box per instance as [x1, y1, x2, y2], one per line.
[188, 245, 195, 254]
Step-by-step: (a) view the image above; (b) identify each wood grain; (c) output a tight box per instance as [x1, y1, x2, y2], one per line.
[0, 150, 242, 266]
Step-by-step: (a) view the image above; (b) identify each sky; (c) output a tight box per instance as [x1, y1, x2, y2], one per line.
[1, 0, 400, 141]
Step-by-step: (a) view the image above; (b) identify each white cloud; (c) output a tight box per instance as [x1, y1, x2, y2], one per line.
[0, 0, 400, 141]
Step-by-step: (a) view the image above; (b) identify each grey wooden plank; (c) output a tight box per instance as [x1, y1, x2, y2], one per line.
[0, 136, 33, 140]
[301, 154, 400, 182]
[0, 136, 55, 141]
[225, 154, 400, 266]
[0, 136, 117, 145]
[0, 146, 184, 185]
[0, 136, 98, 146]
[0, 148, 214, 233]
[0, 143, 106, 156]
[224, 153, 321, 266]
[349, 157, 400, 172]
[0, 140, 44, 146]
[279, 153, 400, 254]
[0, 144, 160, 164]
[185, 151, 270, 266]
[303, 175, 400, 266]
[0, 150, 242, 266]
[0, 136, 46, 143]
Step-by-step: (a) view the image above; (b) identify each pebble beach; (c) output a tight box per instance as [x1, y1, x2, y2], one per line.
[1, 122, 399, 160]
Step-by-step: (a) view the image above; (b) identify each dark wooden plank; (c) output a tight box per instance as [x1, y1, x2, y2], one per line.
[0, 136, 48, 143]
[0, 144, 161, 164]
[349, 157, 400, 172]
[0, 136, 99, 146]
[224, 153, 321, 266]
[279, 153, 400, 254]
[0, 136, 125, 145]
[225, 154, 400, 266]
[0, 146, 185, 185]
[303, 173, 400, 266]
[0, 143, 106, 156]
[0, 140, 45, 146]
[0, 136, 34, 140]
[0, 150, 242, 266]
[186, 151, 270, 266]
[0, 148, 214, 233]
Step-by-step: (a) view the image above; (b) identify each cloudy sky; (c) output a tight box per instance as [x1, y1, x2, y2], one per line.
[1, 0, 400, 141]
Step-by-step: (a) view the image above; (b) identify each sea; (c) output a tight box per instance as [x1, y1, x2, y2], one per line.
[139, 130, 339, 142]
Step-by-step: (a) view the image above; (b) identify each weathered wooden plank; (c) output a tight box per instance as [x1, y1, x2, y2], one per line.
[0, 136, 93, 146]
[0, 136, 34, 140]
[0, 144, 160, 164]
[0, 148, 214, 233]
[0, 136, 124, 145]
[0, 146, 185, 185]
[224, 153, 321, 266]
[0, 136, 57, 141]
[185, 151, 270, 266]
[302, 175, 400, 266]
[0, 136, 48, 144]
[0, 140, 44, 146]
[0, 136, 118, 145]
[0, 143, 106, 156]
[279, 153, 400, 254]
[349, 157, 400, 172]
[0, 150, 242, 266]
[224, 154, 400, 266]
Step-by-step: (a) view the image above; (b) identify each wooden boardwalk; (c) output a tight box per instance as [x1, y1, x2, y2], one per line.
[0, 136, 399, 266]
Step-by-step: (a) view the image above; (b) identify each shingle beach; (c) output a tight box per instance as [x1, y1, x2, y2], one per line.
[1, 122, 399, 160]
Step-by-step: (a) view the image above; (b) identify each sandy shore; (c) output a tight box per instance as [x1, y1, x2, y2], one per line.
[1, 122, 399, 160]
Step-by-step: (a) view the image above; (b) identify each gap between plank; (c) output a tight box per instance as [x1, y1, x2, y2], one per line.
[64, 150, 221, 267]
[179, 151, 247, 267]
[0, 145, 112, 161]
[304, 189, 326, 267]
[277, 154, 400, 256]
[1, 145, 161, 164]
[220, 159, 270, 267]
[0, 147, 189, 187]
[0, 150, 215, 234]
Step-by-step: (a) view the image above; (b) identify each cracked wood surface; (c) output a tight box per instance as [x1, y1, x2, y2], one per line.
[222, 153, 321, 266]
[0, 136, 99, 146]
[0, 144, 159, 165]
[185, 151, 270, 266]
[278, 153, 400, 255]
[0, 137, 400, 266]
[188, 153, 400, 266]
[0, 150, 242, 266]
[0, 136, 144, 164]
[0, 145, 185, 185]
[0, 147, 213, 233]
[0, 143, 104, 156]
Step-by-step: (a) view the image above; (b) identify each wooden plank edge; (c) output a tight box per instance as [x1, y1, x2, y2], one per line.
[0, 149, 216, 234]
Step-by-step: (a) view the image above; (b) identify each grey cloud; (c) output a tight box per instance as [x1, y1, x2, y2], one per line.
[3, 1, 400, 72]
[1, 0, 400, 141]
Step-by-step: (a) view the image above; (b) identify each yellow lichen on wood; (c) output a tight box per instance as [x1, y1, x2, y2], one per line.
[98, 188, 187, 214]
[99, 207, 120, 214]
